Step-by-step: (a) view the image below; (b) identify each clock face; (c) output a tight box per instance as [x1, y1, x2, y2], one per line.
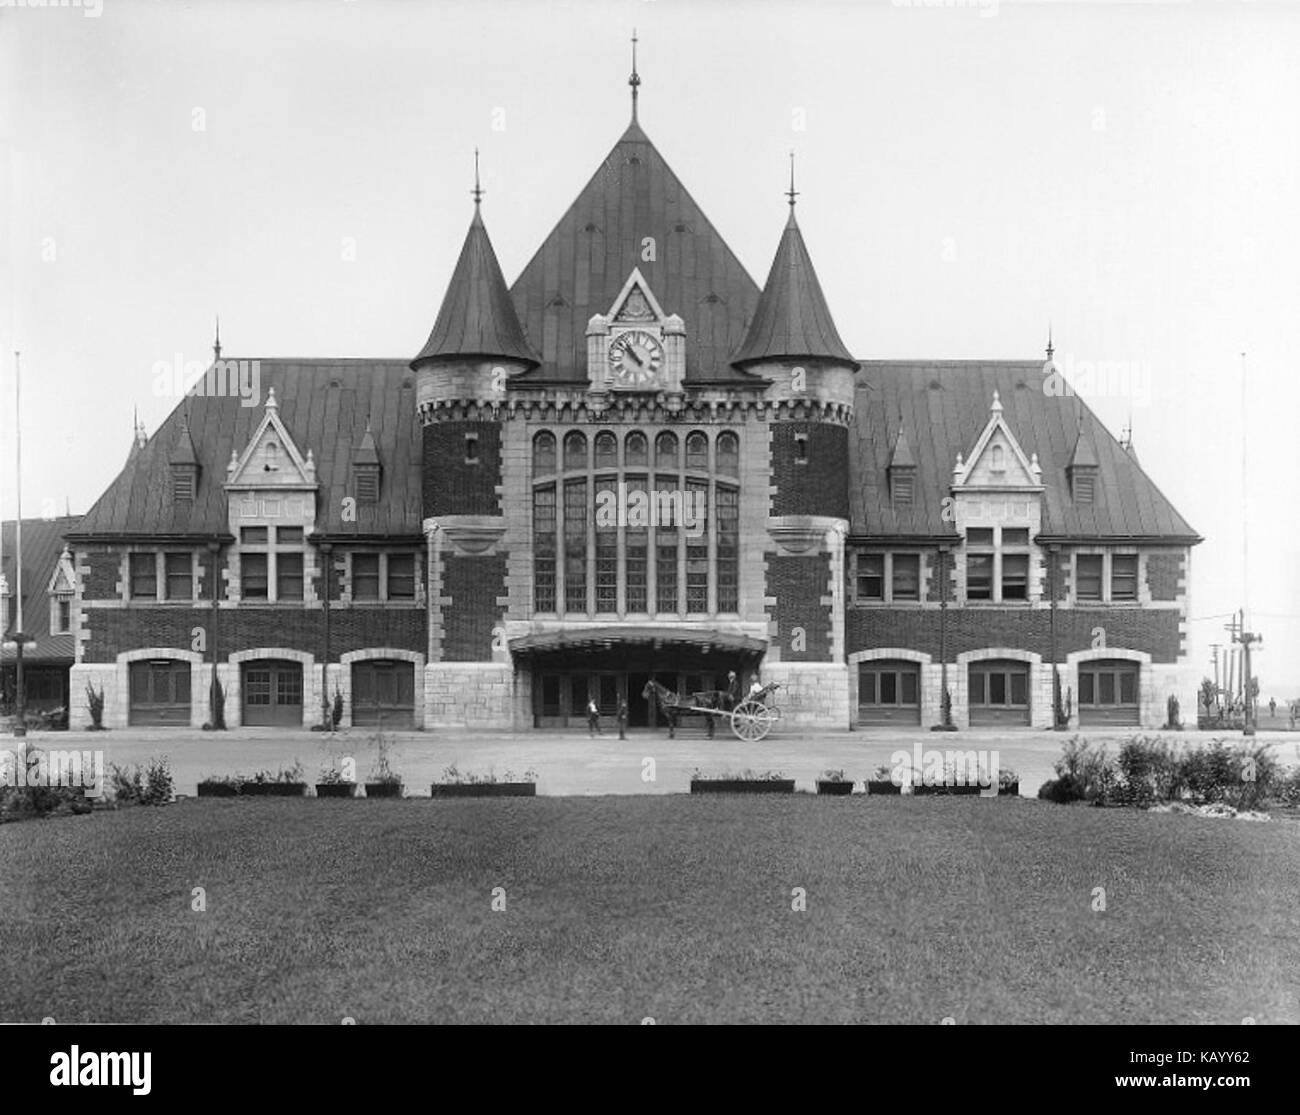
[608, 329, 664, 388]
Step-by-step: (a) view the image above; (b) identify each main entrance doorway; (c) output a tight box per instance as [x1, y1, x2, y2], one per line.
[511, 627, 767, 731]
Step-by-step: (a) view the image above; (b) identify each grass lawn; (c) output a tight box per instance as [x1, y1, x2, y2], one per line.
[2, 796, 1298, 1024]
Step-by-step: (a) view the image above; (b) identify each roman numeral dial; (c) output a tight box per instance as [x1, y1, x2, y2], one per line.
[608, 329, 664, 388]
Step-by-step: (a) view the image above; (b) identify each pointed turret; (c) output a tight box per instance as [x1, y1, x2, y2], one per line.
[125, 410, 148, 466]
[731, 205, 857, 370]
[411, 191, 538, 371]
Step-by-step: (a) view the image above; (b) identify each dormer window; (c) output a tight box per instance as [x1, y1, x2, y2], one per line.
[990, 445, 1005, 473]
[263, 441, 280, 472]
[172, 466, 197, 502]
[1073, 471, 1096, 504]
[354, 465, 380, 503]
[56, 599, 71, 634]
[891, 471, 914, 505]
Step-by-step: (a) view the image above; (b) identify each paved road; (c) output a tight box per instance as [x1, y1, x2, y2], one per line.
[6, 724, 1297, 799]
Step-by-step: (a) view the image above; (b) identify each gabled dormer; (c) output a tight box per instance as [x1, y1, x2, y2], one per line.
[224, 386, 318, 538]
[169, 417, 199, 502]
[952, 391, 1043, 492]
[352, 419, 382, 505]
[1068, 422, 1100, 504]
[47, 544, 75, 636]
[888, 424, 917, 505]
[949, 392, 1046, 601]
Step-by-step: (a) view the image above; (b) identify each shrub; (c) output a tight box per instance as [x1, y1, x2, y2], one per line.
[109, 757, 174, 806]
[1046, 735, 1116, 803]
[369, 734, 401, 785]
[1113, 736, 1181, 806]
[331, 687, 344, 730]
[211, 677, 226, 730]
[85, 682, 105, 730]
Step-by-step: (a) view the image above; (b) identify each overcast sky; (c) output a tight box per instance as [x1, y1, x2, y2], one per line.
[1, 0, 1297, 692]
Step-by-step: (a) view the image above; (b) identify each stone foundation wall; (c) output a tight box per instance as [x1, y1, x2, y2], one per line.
[424, 663, 514, 728]
[760, 662, 849, 729]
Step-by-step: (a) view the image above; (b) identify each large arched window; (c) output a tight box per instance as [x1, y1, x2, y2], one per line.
[563, 431, 587, 472]
[594, 431, 618, 469]
[533, 431, 556, 476]
[531, 427, 742, 617]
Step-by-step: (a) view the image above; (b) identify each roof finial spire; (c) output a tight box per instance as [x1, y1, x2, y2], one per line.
[471, 147, 483, 208]
[629, 29, 641, 122]
[213, 314, 222, 360]
[1045, 321, 1054, 360]
[786, 150, 799, 208]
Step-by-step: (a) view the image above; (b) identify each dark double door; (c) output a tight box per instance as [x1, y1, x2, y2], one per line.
[241, 660, 303, 727]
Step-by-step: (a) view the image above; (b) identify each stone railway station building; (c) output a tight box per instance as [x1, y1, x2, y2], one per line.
[62, 87, 1200, 733]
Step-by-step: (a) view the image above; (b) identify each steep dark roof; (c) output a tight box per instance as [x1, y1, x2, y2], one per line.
[851, 361, 1200, 542]
[731, 208, 857, 369]
[1, 516, 80, 663]
[413, 207, 539, 368]
[69, 361, 423, 541]
[509, 121, 765, 385]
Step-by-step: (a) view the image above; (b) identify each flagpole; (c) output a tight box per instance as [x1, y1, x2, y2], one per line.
[12, 351, 26, 738]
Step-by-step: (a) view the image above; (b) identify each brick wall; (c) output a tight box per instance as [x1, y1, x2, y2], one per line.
[846, 605, 1183, 663]
[1146, 551, 1183, 601]
[82, 606, 424, 662]
[767, 553, 833, 662]
[441, 553, 506, 661]
[770, 422, 849, 520]
[81, 548, 122, 600]
[423, 421, 501, 517]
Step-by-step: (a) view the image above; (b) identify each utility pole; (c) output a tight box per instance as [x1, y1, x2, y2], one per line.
[1210, 643, 1221, 703]
[1233, 610, 1263, 737]
[11, 352, 26, 739]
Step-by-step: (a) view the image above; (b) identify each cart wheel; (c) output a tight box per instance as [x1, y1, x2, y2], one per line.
[731, 700, 773, 742]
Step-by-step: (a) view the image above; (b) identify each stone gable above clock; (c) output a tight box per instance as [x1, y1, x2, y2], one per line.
[585, 267, 685, 400]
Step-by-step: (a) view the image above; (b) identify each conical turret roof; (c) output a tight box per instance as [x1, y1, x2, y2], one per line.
[412, 205, 539, 369]
[732, 207, 857, 369]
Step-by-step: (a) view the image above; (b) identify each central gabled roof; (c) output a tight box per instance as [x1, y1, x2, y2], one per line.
[509, 121, 765, 385]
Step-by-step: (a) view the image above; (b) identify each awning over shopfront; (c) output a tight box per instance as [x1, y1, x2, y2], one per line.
[508, 626, 767, 663]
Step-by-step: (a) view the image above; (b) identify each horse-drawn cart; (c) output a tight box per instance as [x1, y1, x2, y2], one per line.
[642, 680, 783, 741]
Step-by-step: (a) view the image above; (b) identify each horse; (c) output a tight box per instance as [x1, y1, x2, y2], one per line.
[642, 679, 727, 740]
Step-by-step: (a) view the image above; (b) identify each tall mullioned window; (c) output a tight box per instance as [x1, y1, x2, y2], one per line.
[564, 479, 588, 613]
[530, 427, 742, 617]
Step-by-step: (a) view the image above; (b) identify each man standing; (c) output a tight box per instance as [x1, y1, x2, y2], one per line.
[617, 698, 628, 740]
[587, 696, 601, 737]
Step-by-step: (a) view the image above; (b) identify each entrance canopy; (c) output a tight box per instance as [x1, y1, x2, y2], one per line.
[509, 626, 766, 665]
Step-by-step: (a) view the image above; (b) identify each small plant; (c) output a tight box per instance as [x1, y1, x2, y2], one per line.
[998, 767, 1019, 789]
[691, 768, 787, 781]
[85, 682, 105, 731]
[316, 764, 352, 785]
[331, 686, 344, 730]
[369, 734, 401, 785]
[1164, 693, 1182, 730]
[820, 768, 847, 783]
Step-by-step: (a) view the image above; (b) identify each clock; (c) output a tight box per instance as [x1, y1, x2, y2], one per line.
[608, 329, 664, 388]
